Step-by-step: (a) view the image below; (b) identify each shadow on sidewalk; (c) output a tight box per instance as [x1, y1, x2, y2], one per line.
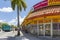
[0, 31, 60, 40]
[7, 37, 15, 40]
[7, 31, 40, 40]
[7, 35, 17, 40]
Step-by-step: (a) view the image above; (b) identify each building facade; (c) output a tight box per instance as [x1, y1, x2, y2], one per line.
[21, 0, 60, 37]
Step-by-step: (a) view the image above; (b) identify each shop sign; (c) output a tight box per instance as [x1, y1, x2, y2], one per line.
[48, 0, 60, 6]
[33, 0, 60, 11]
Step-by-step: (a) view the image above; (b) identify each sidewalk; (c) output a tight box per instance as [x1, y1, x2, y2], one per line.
[0, 31, 60, 40]
[7, 31, 40, 40]
[37, 35, 60, 40]
[0, 31, 17, 39]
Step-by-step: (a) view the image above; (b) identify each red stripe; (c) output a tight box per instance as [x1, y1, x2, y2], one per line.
[33, 0, 48, 11]
[27, 12, 60, 20]
[33, 0, 47, 7]
[33, 0, 48, 7]
[34, 2, 48, 11]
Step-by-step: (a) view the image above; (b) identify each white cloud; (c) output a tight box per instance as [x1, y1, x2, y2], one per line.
[0, 20, 4, 22]
[8, 16, 25, 25]
[8, 19, 16, 25]
[0, 7, 13, 12]
[0, 16, 25, 26]
[0, 20, 5, 22]
[20, 16, 25, 25]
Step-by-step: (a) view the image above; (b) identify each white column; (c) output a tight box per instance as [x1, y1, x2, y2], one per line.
[43, 23, 45, 36]
[37, 21, 39, 36]
[43, 18, 45, 37]
[51, 19, 53, 37]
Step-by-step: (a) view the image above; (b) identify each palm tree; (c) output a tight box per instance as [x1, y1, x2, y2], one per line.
[11, 0, 27, 36]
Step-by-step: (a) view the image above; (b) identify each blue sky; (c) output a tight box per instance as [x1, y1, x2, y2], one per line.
[0, 0, 42, 25]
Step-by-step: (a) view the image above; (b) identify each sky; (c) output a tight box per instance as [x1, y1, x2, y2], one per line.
[0, 0, 42, 25]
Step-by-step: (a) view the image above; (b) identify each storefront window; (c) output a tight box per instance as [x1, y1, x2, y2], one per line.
[45, 24, 51, 36]
[59, 23, 60, 29]
[53, 23, 59, 36]
[39, 24, 43, 36]
[53, 23, 58, 30]
[39, 24, 43, 31]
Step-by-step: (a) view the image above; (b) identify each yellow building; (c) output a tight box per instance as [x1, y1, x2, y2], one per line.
[21, 0, 60, 37]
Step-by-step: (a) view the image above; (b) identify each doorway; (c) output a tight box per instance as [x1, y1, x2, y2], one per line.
[45, 23, 51, 36]
[53, 23, 60, 37]
[39, 24, 44, 36]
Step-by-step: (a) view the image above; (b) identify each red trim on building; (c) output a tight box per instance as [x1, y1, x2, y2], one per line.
[27, 12, 60, 20]
[33, 0, 48, 11]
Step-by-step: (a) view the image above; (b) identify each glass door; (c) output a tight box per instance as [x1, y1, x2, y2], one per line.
[53, 23, 59, 36]
[39, 24, 44, 36]
[45, 23, 51, 36]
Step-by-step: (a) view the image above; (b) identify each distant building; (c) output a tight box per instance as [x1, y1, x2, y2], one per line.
[21, 0, 60, 37]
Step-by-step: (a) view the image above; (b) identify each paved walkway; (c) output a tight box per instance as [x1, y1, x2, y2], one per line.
[0, 31, 60, 40]
[0, 31, 17, 38]
[0, 31, 40, 40]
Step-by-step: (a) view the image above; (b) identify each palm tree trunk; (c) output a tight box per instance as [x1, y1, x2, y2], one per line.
[17, 6, 20, 36]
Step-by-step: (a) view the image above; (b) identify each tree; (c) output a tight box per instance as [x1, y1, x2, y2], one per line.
[10, 25, 17, 29]
[0, 23, 2, 28]
[1, 23, 9, 27]
[11, 0, 27, 36]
